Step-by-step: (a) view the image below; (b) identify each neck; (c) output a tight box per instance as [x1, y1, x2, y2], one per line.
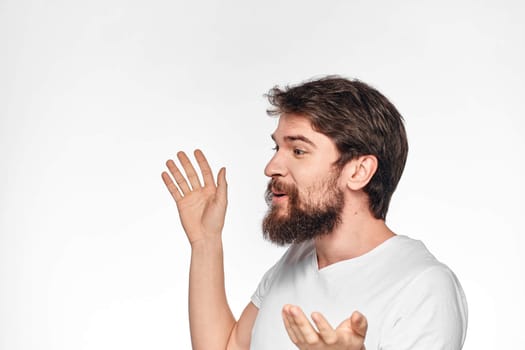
[314, 205, 395, 269]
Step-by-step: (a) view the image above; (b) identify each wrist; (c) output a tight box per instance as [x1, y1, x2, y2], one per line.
[190, 235, 223, 250]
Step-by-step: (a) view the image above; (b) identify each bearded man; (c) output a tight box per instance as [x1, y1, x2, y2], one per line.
[161, 76, 468, 350]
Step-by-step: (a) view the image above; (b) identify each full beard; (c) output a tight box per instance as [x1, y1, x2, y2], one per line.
[262, 174, 344, 246]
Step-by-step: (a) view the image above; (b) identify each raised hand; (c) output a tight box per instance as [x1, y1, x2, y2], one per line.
[282, 305, 367, 350]
[161, 150, 227, 245]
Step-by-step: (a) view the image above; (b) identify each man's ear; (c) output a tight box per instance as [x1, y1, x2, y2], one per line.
[342, 155, 378, 191]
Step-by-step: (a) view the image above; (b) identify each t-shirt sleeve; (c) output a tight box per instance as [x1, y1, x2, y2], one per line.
[251, 246, 294, 309]
[250, 260, 281, 309]
[380, 265, 468, 350]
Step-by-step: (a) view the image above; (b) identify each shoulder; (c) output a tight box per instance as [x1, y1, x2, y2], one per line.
[399, 262, 468, 318]
[382, 235, 447, 277]
[409, 263, 464, 295]
[378, 237, 468, 349]
[386, 236, 466, 305]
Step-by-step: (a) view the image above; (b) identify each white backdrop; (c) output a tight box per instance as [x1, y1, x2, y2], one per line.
[1, 0, 524, 349]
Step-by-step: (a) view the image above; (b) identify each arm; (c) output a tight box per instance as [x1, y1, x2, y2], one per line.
[187, 236, 235, 349]
[161, 150, 257, 350]
[227, 302, 259, 350]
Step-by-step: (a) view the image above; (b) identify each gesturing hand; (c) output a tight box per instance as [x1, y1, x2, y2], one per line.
[161, 150, 227, 245]
[282, 305, 367, 350]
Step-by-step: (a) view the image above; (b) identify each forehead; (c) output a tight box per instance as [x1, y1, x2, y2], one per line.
[273, 113, 319, 138]
[272, 113, 338, 150]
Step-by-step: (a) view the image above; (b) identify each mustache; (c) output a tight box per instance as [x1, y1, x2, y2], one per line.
[265, 179, 297, 205]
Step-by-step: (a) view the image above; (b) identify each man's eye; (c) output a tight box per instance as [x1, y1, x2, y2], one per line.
[272, 145, 279, 152]
[293, 149, 305, 156]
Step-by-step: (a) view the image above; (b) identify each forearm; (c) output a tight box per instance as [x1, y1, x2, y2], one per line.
[189, 237, 235, 350]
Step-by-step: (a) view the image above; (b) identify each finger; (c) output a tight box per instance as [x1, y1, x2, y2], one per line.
[283, 305, 306, 344]
[311, 312, 337, 345]
[161, 170, 183, 201]
[288, 305, 319, 345]
[350, 311, 368, 338]
[166, 159, 192, 195]
[215, 167, 228, 205]
[194, 149, 215, 187]
[282, 305, 299, 345]
[177, 151, 202, 190]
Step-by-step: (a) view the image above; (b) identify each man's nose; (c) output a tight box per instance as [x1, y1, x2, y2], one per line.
[264, 152, 287, 178]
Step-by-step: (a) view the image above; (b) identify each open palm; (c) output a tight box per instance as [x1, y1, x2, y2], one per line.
[161, 150, 227, 244]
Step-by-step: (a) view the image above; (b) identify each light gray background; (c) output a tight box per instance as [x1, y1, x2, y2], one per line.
[1, 0, 524, 349]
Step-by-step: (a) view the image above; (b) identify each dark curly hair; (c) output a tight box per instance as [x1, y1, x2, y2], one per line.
[266, 75, 408, 220]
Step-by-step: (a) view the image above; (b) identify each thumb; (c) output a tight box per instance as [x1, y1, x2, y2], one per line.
[350, 311, 367, 338]
[216, 167, 228, 203]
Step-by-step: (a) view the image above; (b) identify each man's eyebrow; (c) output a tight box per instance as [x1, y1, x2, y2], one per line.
[271, 134, 317, 148]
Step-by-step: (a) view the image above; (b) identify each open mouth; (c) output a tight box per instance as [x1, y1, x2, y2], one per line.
[271, 188, 288, 202]
[272, 187, 286, 196]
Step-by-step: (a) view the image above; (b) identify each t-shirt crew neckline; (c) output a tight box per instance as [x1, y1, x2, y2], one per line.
[312, 234, 405, 274]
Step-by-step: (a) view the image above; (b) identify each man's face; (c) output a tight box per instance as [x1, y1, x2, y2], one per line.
[262, 113, 345, 245]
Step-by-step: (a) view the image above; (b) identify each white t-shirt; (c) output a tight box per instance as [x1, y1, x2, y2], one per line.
[250, 235, 468, 349]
